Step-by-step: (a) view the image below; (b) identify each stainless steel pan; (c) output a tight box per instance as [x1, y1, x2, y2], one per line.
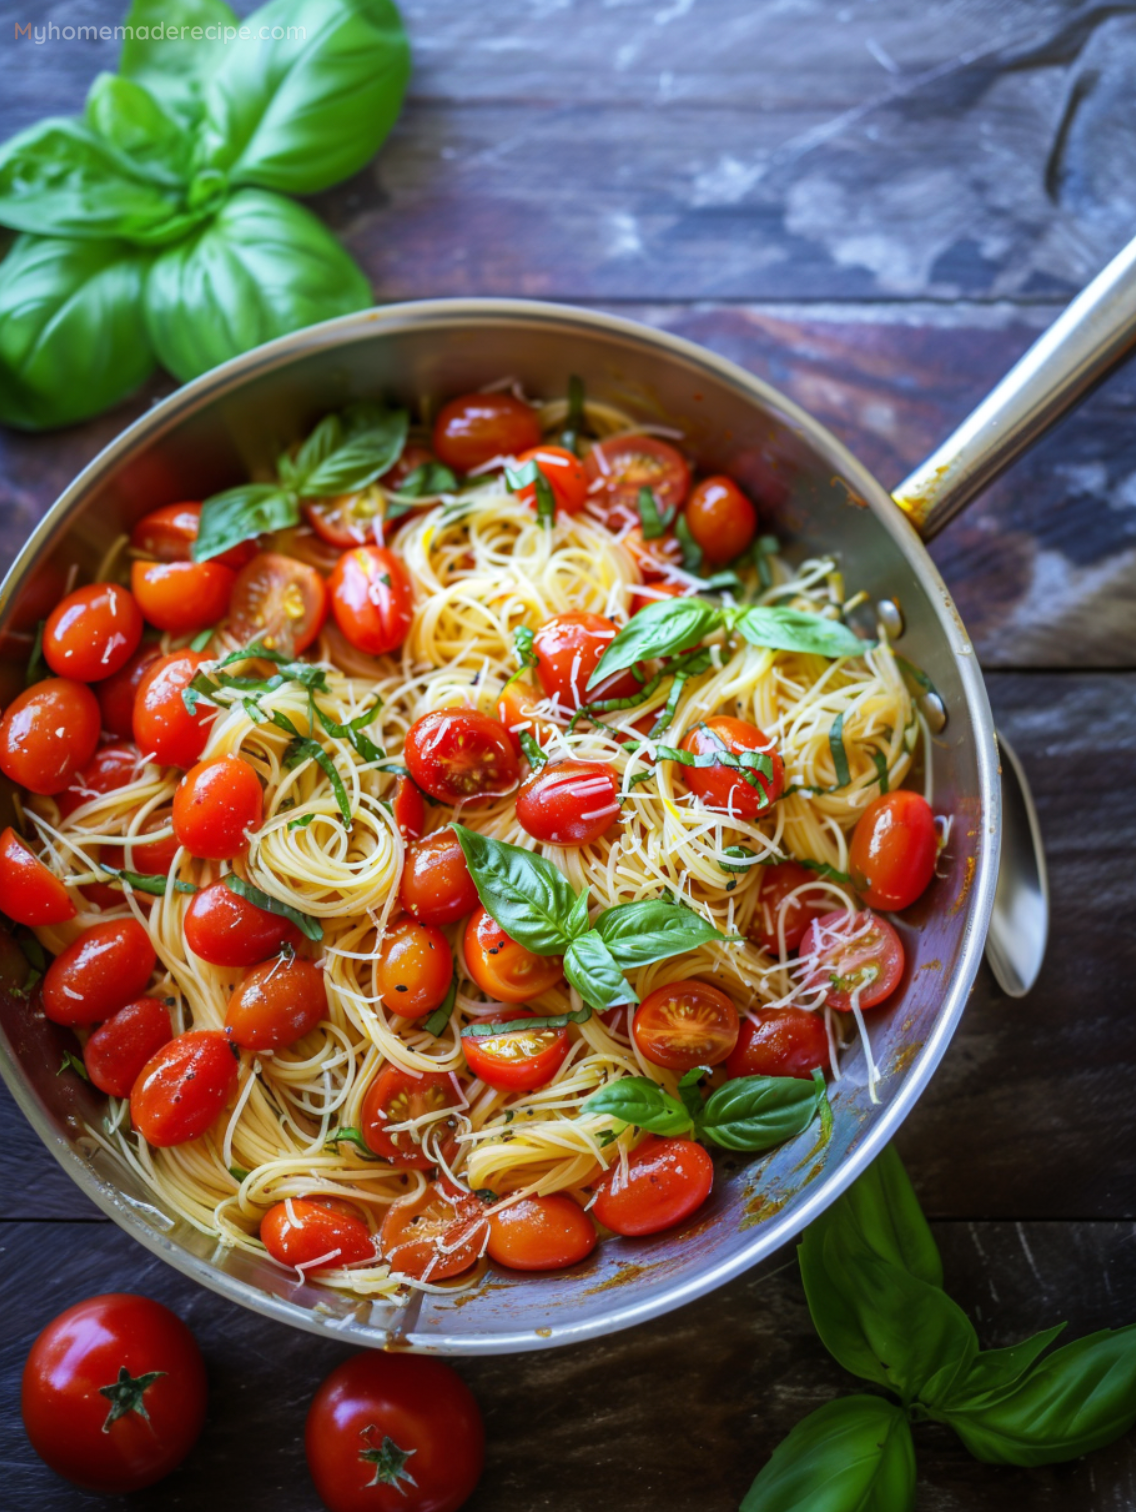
[2, 238, 1134, 1354]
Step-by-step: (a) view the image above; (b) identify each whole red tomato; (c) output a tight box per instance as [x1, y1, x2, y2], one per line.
[21, 1292, 206, 1494]
[306, 1352, 483, 1512]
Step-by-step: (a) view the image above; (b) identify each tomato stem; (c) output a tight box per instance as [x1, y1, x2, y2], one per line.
[359, 1430, 418, 1490]
[98, 1366, 167, 1432]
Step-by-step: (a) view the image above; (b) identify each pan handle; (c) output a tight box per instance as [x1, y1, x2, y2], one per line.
[893, 236, 1136, 540]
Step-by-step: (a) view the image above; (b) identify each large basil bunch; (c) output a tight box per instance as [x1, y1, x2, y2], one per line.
[0, 0, 409, 429]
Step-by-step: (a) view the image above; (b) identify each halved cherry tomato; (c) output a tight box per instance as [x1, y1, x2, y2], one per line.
[268, 525, 344, 579]
[105, 819, 180, 878]
[361, 1066, 460, 1169]
[0, 827, 75, 925]
[849, 790, 938, 912]
[684, 476, 757, 565]
[621, 525, 684, 582]
[327, 545, 412, 657]
[43, 583, 143, 683]
[379, 1178, 489, 1281]
[225, 956, 327, 1050]
[725, 1008, 829, 1082]
[130, 1030, 240, 1146]
[391, 775, 425, 841]
[133, 650, 217, 768]
[172, 754, 263, 860]
[42, 918, 156, 1027]
[57, 741, 141, 819]
[532, 611, 643, 711]
[585, 434, 691, 529]
[131, 501, 256, 570]
[0, 678, 101, 795]
[97, 645, 161, 739]
[84, 998, 173, 1098]
[184, 880, 301, 967]
[752, 861, 831, 954]
[461, 1006, 570, 1092]
[304, 491, 382, 549]
[515, 759, 621, 846]
[679, 715, 784, 820]
[378, 919, 453, 1019]
[404, 708, 519, 804]
[131, 560, 236, 636]
[799, 908, 905, 1011]
[261, 1198, 374, 1272]
[496, 678, 556, 757]
[632, 979, 739, 1072]
[463, 907, 563, 1006]
[591, 1135, 713, 1236]
[229, 551, 328, 657]
[513, 445, 589, 515]
[400, 828, 479, 925]
[432, 392, 541, 473]
[630, 581, 687, 617]
[487, 1194, 597, 1272]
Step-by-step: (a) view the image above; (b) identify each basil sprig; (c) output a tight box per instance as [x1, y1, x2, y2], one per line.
[505, 459, 556, 526]
[741, 1396, 916, 1512]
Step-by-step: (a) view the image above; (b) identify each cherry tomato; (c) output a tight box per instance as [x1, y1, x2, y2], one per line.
[799, 908, 906, 1011]
[679, 715, 785, 819]
[849, 790, 938, 912]
[184, 880, 301, 967]
[404, 708, 519, 804]
[304, 491, 383, 549]
[131, 501, 256, 570]
[361, 1067, 460, 1169]
[496, 678, 557, 757]
[392, 775, 425, 841]
[306, 1353, 484, 1512]
[43, 583, 143, 683]
[725, 1008, 830, 1082]
[261, 1198, 374, 1272]
[621, 525, 684, 581]
[513, 445, 589, 515]
[585, 434, 691, 528]
[96, 645, 161, 739]
[379, 1178, 489, 1282]
[57, 741, 140, 819]
[230, 552, 328, 656]
[0, 678, 101, 795]
[432, 392, 541, 473]
[226, 956, 327, 1050]
[105, 820, 180, 878]
[463, 907, 563, 1007]
[270, 525, 345, 578]
[400, 829, 479, 925]
[130, 1030, 240, 1146]
[328, 545, 412, 656]
[461, 1006, 570, 1092]
[131, 559, 236, 636]
[378, 919, 453, 1018]
[84, 998, 173, 1098]
[591, 1135, 713, 1236]
[172, 754, 263, 860]
[515, 759, 621, 846]
[752, 861, 831, 954]
[630, 581, 687, 617]
[21, 1293, 206, 1494]
[43, 918, 156, 1027]
[487, 1195, 597, 1272]
[133, 650, 217, 768]
[0, 827, 75, 925]
[632, 979, 739, 1072]
[684, 476, 757, 564]
[532, 611, 643, 711]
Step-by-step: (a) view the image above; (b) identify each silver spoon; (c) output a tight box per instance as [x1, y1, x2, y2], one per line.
[985, 731, 1048, 997]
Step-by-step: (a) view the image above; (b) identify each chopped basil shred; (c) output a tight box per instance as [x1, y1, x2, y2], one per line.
[222, 875, 323, 941]
[423, 972, 458, 1037]
[560, 374, 586, 454]
[829, 712, 851, 787]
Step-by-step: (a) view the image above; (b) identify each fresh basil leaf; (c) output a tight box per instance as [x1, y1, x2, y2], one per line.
[0, 235, 155, 430]
[829, 712, 850, 787]
[870, 750, 889, 793]
[193, 480, 298, 562]
[518, 732, 547, 768]
[84, 73, 192, 187]
[389, 460, 457, 500]
[145, 189, 371, 383]
[100, 865, 196, 897]
[894, 654, 937, 700]
[282, 735, 352, 825]
[229, 1164, 251, 1182]
[677, 1067, 707, 1121]
[720, 845, 759, 874]
[196, 0, 411, 195]
[313, 700, 384, 764]
[593, 898, 729, 970]
[940, 1324, 1068, 1413]
[422, 972, 457, 1038]
[451, 825, 577, 956]
[564, 887, 592, 942]
[698, 1073, 821, 1152]
[798, 857, 851, 884]
[299, 408, 409, 497]
[287, 812, 315, 831]
[119, 0, 239, 128]
[189, 628, 215, 653]
[740, 1395, 916, 1512]
[587, 597, 724, 689]
[752, 534, 780, 591]
[325, 1125, 383, 1159]
[637, 486, 671, 539]
[57, 1050, 90, 1082]
[561, 374, 586, 454]
[462, 1004, 593, 1037]
[222, 873, 322, 941]
[735, 606, 872, 660]
[674, 510, 703, 572]
[563, 932, 633, 1012]
[583, 1077, 693, 1138]
[656, 738, 775, 802]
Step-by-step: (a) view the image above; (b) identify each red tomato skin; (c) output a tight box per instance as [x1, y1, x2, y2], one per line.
[84, 998, 173, 1098]
[513, 445, 590, 514]
[261, 1198, 374, 1271]
[592, 1135, 714, 1237]
[726, 1008, 830, 1081]
[97, 645, 162, 739]
[432, 392, 541, 473]
[683, 476, 758, 565]
[0, 827, 75, 925]
[57, 741, 141, 819]
[225, 956, 327, 1050]
[328, 546, 412, 656]
[172, 754, 263, 860]
[495, 679, 554, 757]
[849, 791, 938, 912]
[303, 493, 382, 549]
[378, 919, 453, 1018]
[43, 584, 144, 683]
[461, 1006, 570, 1093]
[0, 678, 101, 796]
[133, 650, 217, 768]
[21, 1293, 206, 1494]
[532, 611, 642, 709]
[131, 559, 236, 635]
[679, 715, 784, 820]
[400, 829, 479, 925]
[515, 759, 621, 846]
[392, 775, 426, 841]
[130, 1031, 240, 1146]
[487, 1195, 597, 1271]
[632, 980, 740, 1072]
[361, 1067, 459, 1169]
[229, 552, 328, 656]
[184, 880, 301, 967]
[584, 434, 692, 529]
[131, 501, 256, 570]
[43, 919, 157, 1027]
[752, 861, 831, 954]
[799, 909, 906, 1012]
[306, 1353, 484, 1512]
[404, 708, 519, 804]
[378, 1179, 488, 1282]
[462, 907, 564, 1006]
[621, 526, 685, 582]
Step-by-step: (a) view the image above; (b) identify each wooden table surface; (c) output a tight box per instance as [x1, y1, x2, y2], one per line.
[3, 2, 1136, 1507]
